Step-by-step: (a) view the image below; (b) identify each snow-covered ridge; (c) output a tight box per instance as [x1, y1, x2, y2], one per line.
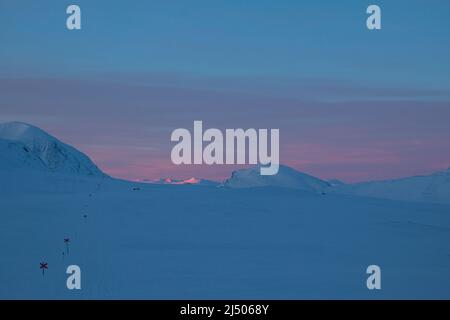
[223, 164, 330, 192]
[1, 122, 449, 203]
[223, 164, 450, 203]
[141, 177, 219, 186]
[0, 122, 105, 177]
[330, 168, 450, 203]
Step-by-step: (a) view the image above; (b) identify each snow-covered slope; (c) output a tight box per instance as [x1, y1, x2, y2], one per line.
[328, 179, 345, 187]
[223, 164, 330, 192]
[0, 122, 105, 177]
[332, 168, 450, 203]
[222, 163, 450, 204]
[0, 138, 47, 171]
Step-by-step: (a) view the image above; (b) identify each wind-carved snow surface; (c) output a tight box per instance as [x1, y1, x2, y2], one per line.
[0, 122, 105, 177]
[0, 123, 449, 299]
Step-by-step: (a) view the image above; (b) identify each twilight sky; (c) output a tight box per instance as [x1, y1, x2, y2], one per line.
[1, 0, 449, 182]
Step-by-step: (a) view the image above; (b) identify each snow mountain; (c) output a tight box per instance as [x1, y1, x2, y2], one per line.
[142, 177, 219, 186]
[222, 164, 330, 192]
[332, 167, 450, 203]
[0, 122, 105, 177]
[223, 164, 450, 204]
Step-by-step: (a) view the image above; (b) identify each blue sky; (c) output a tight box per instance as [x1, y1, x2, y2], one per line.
[2, 0, 450, 85]
[1, 1, 450, 181]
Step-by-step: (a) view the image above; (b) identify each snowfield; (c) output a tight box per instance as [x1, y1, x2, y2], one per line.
[1, 171, 449, 299]
[0, 122, 449, 299]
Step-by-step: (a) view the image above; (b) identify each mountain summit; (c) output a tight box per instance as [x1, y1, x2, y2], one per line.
[223, 164, 330, 192]
[0, 122, 105, 176]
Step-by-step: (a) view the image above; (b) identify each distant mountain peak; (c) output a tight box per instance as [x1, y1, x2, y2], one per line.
[141, 177, 219, 186]
[0, 121, 106, 177]
[223, 164, 330, 192]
